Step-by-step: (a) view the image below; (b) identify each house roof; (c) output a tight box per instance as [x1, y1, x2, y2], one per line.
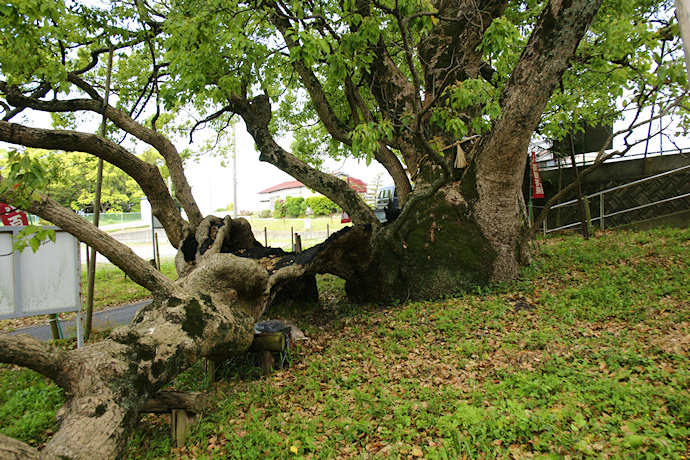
[258, 180, 305, 194]
[258, 173, 367, 195]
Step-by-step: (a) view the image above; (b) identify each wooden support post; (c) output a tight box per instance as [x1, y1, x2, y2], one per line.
[171, 409, 197, 448]
[204, 358, 219, 383]
[295, 233, 302, 253]
[250, 331, 287, 376]
[249, 332, 287, 352]
[568, 133, 589, 239]
[141, 391, 207, 414]
[258, 350, 275, 376]
[141, 391, 207, 448]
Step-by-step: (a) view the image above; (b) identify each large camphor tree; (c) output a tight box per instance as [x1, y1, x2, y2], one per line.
[0, 0, 687, 457]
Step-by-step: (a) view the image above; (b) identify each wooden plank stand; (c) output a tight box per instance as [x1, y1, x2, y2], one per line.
[250, 331, 288, 375]
[141, 391, 206, 448]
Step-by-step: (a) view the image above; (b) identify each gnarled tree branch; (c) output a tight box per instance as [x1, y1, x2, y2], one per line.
[229, 94, 380, 226]
[0, 335, 71, 390]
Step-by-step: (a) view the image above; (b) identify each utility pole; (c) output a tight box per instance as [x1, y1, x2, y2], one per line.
[85, 45, 114, 341]
[233, 123, 238, 218]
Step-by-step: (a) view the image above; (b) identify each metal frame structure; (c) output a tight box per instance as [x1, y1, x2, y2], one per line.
[543, 164, 690, 234]
[0, 226, 83, 347]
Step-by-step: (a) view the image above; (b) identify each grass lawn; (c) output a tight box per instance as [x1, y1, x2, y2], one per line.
[1, 227, 688, 458]
[244, 216, 350, 234]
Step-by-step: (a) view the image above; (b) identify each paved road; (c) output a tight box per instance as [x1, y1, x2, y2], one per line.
[5, 300, 152, 341]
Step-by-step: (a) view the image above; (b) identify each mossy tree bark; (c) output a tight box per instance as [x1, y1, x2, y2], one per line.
[0, 193, 376, 459]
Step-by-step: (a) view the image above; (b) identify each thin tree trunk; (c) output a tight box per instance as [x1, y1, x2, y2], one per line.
[568, 133, 589, 239]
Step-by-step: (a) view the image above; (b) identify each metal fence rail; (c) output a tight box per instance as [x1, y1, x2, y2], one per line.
[543, 164, 690, 234]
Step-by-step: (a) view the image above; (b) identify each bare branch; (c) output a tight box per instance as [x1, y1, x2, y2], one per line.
[1, 83, 51, 121]
[230, 94, 380, 226]
[189, 105, 235, 143]
[392, 6, 424, 124]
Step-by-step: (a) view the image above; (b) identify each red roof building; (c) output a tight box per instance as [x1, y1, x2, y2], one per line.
[258, 174, 367, 211]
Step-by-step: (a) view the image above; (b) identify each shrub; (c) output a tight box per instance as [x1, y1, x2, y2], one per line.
[285, 196, 304, 218]
[304, 196, 339, 216]
[273, 199, 286, 218]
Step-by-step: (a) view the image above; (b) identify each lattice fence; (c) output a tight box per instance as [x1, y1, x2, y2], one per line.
[542, 168, 690, 231]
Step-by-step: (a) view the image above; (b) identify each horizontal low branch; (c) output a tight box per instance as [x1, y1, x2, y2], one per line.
[0, 433, 59, 460]
[14, 188, 181, 296]
[0, 335, 70, 390]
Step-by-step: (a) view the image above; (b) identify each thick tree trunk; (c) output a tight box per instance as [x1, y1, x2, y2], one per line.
[341, 184, 496, 303]
[0, 214, 379, 458]
[472, 0, 604, 281]
[0, 292, 256, 459]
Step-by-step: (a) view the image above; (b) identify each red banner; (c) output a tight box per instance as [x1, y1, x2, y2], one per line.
[530, 152, 545, 199]
[0, 203, 29, 226]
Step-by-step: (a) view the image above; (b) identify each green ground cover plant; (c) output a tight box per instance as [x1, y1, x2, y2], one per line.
[1, 227, 688, 458]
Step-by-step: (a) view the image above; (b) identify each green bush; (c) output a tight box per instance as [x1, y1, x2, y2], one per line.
[285, 196, 304, 218]
[273, 199, 287, 218]
[303, 196, 339, 216]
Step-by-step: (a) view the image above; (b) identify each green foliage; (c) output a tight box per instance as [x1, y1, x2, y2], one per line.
[273, 196, 335, 218]
[303, 196, 339, 216]
[350, 121, 393, 165]
[541, 0, 687, 141]
[0, 0, 69, 86]
[215, 202, 233, 212]
[0, 150, 49, 208]
[12, 225, 56, 253]
[0, 150, 57, 253]
[284, 196, 304, 218]
[273, 199, 287, 219]
[0, 365, 64, 446]
[432, 79, 501, 140]
[479, 16, 521, 64]
[1, 149, 145, 213]
[1, 0, 686, 200]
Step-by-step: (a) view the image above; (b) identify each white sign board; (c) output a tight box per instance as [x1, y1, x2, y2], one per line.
[0, 226, 82, 320]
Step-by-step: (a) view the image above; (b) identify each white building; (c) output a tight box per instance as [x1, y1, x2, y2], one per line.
[257, 180, 318, 211]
